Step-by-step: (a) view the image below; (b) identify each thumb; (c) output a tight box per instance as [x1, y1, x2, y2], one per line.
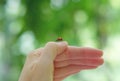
[40, 41, 68, 61]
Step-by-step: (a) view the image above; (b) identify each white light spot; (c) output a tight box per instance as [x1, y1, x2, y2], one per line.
[50, 0, 68, 9]
[74, 10, 88, 24]
[110, 0, 120, 9]
[19, 31, 35, 55]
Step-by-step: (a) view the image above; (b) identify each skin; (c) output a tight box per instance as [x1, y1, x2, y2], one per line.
[18, 41, 104, 81]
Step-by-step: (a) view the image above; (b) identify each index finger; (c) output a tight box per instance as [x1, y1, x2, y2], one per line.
[55, 46, 103, 61]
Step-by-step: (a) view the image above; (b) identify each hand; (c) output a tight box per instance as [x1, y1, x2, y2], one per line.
[18, 41, 103, 81]
[54, 46, 103, 81]
[18, 41, 68, 81]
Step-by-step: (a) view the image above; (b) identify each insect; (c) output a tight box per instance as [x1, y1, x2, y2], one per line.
[56, 37, 63, 42]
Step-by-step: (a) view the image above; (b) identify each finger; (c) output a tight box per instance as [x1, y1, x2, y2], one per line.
[55, 46, 103, 61]
[40, 41, 68, 61]
[54, 69, 78, 81]
[54, 65, 97, 78]
[54, 69, 79, 81]
[55, 58, 104, 68]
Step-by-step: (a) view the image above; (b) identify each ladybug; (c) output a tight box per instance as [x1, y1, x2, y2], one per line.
[56, 37, 63, 41]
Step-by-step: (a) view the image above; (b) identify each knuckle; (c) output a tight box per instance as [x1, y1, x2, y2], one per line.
[28, 50, 35, 57]
[29, 61, 39, 72]
[28, 48, 42, 58]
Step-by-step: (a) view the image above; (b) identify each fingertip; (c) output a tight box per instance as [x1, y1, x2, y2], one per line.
[45, 41, 68, 49]
[56, 41, 68, 54]
[56, 41, 68, 46]
[97, 49, 104, 57]
[41, 41, 68, 61]
[85, 47, 104, 57]
[99, 58, 104, 65]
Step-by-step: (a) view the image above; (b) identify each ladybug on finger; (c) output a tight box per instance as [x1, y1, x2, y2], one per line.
[56, 37, 63, 42]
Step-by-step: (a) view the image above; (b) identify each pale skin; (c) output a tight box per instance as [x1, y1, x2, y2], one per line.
[19, 41, 104, 81]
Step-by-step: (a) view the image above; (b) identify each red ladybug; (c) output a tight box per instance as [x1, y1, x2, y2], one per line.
[56, 37, 63, 41]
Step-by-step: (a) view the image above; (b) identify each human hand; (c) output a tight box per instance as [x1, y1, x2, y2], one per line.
[54, 46, 103, 81]
[18, 41, 103, 81]
[18, 41, 68, 81]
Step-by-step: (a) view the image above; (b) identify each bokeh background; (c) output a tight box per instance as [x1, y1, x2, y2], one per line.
[0, 0, 120, 81]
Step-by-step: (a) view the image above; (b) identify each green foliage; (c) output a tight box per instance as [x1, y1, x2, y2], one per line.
[0, 0, 120, 81]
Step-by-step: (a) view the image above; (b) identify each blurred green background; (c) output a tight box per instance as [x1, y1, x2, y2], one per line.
[0, 0, 120, 81]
